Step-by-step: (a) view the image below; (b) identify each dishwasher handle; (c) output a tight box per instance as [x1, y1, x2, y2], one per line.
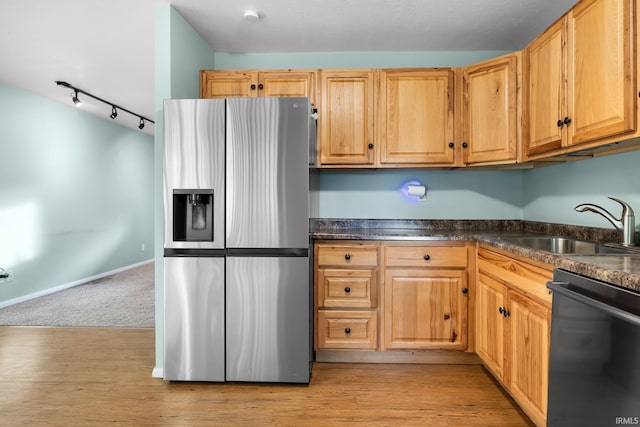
[548, 281, 640, 327]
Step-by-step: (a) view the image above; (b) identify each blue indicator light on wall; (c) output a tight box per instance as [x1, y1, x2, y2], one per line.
[400, 180, 427, 201]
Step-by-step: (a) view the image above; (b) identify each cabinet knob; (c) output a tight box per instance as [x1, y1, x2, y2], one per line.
[563, 116, 571, 125]
[344, 287, 351, 293]
[448, 142, 455, 148]
[499, 307, 504, 315]
[503, 309, 510, 318]
[345, 327, 351, 334]
[250, 84, 256, 90]
[461, 287, 469, 294]
[424, 254, 431, 261]
[344, 253, 351, 261]
[557, 119, 564, 128]
[258, 83, 264, 90]
[368, 143, 374, 149]
[462, 142, 468, 148]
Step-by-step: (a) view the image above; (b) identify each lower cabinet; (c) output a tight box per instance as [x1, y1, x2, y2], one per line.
[314, 241, 471, 355]
[477, 247, 552, 427]
[383, 244, 469, 350]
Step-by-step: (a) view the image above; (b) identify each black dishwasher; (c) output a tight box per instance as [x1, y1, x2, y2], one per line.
[547, 269, 640, 427]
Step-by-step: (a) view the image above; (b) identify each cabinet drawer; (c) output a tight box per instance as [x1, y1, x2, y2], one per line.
[317, 269, 377, 308]
[317, 310, 377, 349]
[384, 245, 467, 268]
[317, 244, 378, 267]
[477, 248, 552, 305]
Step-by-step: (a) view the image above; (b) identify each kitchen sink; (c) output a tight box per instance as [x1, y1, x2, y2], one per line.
[498, 236, 640, 255]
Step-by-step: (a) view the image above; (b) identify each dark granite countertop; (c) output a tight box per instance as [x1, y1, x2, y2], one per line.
[311, 219, 640, 293]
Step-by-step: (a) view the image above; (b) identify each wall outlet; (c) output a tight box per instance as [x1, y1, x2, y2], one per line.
[141, 243, 145, 252]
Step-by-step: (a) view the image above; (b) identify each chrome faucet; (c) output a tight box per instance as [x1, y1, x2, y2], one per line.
[574, 197, 636, 246]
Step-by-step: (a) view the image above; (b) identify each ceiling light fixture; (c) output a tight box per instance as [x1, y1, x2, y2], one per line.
[55, 81, 154, 130]
[243, 9, 260, 21]
[72, 89, 82, 107]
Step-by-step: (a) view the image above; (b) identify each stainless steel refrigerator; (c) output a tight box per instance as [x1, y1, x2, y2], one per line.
[163, 97, 314, 383]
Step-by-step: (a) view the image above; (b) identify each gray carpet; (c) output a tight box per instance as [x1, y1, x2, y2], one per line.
[0, 262, 154, 328]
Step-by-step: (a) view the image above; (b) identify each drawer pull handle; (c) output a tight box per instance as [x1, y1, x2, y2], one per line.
[424, 254, 431, 261]
[344, 253, 351, 260]
[344, 287, 351, 293]
[345, 327, 351, 334]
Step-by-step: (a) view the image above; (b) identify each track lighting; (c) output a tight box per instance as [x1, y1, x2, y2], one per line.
[55, 81, 154, 131]
[72, 90, 82, 107]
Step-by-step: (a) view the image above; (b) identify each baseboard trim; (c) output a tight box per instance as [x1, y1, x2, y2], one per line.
[0, 259, 154, 309]
[152, 367, 164, 378]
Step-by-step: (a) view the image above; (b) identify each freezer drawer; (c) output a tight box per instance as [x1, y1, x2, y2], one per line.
[164, 256, 225, 381]
[226, 256, 311, 383]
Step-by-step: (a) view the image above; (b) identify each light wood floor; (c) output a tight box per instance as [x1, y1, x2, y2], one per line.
[0, 327, 532, 426]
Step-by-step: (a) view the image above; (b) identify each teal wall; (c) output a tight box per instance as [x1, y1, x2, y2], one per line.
[214, 51, 510, 69]
[0, 83, 154, 304]
[154, 5, 216, 372]
[318, 169, 522, 219]
[522, 150, 640, 227]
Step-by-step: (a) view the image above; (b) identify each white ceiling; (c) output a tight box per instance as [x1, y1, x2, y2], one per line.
[0, 0, 578, 135]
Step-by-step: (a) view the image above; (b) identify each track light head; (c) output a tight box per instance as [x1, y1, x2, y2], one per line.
[110, 106, 118, 119]
[72, 90, 82, 107]
[138, 118, 145, 130]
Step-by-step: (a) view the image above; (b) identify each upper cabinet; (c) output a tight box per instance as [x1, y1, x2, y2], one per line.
[201, 70, 317, 106]
[378, 69, 456, 167]
[524, 0, 636, 158]
[567, 0, 636, 145]
[317, 68, 458, 168]
[318, 69, 376, 167]
[200, 0, 639, 169]
[524, 19, 565, 156]
[462, 53, 520, 165]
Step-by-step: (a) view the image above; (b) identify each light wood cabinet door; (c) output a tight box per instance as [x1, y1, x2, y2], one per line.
[476, 272, 505, 379]
[201, 70, 317, 104]
[384, 269, 467, 350]
[504, 291, 550, 427]
[462, 54, 518, 164]
[201, 71, 258, 98]
[524, 18, 566, 156]
[567, 0, 636, 146]
[319, 69, 376, 166]
[259, 71, 317, 105]
[378, 69, 455, 166]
